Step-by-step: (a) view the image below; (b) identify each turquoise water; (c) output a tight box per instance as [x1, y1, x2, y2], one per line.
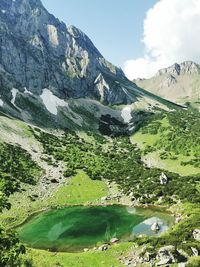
[18, 205, 173, 252]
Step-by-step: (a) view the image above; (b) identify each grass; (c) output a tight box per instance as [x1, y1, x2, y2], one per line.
[142, 151, 200, 176]
[48, 170, 108, 205]
[0, 116, 33, 138]
[131, 117, 200, 176]
[0, 171, 108, 228]
[23, 243, 132, 267]
[1, 170, 131, 267]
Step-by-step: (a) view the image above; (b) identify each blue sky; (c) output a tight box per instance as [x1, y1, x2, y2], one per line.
[41, 0, 158, 67]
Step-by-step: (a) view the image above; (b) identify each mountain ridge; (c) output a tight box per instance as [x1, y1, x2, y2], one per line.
[134, 60, 200, 105]
[0, 0, 130, 104]
[0, 0, 179, 132]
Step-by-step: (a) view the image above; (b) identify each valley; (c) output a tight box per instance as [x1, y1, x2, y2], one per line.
[0, 110, 200, 266]
[0, 1, 200, 267]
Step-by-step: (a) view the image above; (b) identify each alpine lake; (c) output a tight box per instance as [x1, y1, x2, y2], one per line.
[17, 205, 174, 252]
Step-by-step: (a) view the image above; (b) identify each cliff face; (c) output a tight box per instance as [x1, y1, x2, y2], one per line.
[0, 0, 176, 132]
[0, 0, 134, 104]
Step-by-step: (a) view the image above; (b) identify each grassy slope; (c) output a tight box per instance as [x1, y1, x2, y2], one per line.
[1, 114, 200, 266]
[131, 117, 200, 176]
[47, 170, 108, 205]
[24, 243, 131, 267]
[0, 171, 108, 227]
[136, 73, 200, 106]
[1, 171, 132, 267]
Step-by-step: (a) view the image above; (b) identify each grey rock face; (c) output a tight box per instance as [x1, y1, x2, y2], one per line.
[156, 61, 200, 77]
[0, 0, 135, 104]
[160, 75, 177, 88]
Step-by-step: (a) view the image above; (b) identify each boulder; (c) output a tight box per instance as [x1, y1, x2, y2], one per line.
[156, 245, 177, 266]
[193, 229, 200, 241]
[110, 238, 119, 244]
[151, 222, 160, 232]
[157, 245, 187, 266]
[159, 172, 168, 185]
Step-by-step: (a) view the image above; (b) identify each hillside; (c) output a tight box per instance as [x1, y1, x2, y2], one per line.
[135, 61, 200, 107]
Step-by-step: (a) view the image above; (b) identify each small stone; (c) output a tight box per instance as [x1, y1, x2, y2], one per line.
[175, 217, 181, 223]
[193, 229, 200, 241]
[98, 244, 108, 251]
[110, 238, 119, 244]
[178, 263, 187, 267]
[124, 259, 132, 266]
[191, 247, 198, 256]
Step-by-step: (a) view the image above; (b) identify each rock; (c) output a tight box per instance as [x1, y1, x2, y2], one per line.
[178, 263, 187, 267]
[83, 248, 89, 252]
[144, 252, 155, 262]
[156, 245, 177, 265]
[129, 192, 134, 197]
[193, 229, 200, 241]
[151, 222, 160, 232]
[110, 238, 119, 244]
[101, 196, 110, 201]
[191, 247, 199, 256]
[98, 244, 108, 251]
[124, 259, 132, 266]
[156, 245, 187, 266]
[175, 216, 182, 223]
[156, 61, 200, 77]
[50, 178, 59, 183]
[159, 172, 168, 185]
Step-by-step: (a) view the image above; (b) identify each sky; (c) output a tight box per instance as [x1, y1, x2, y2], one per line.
[42, 0, 200, 79]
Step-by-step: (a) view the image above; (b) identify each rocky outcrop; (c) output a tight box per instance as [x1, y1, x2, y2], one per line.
[156, 245, 186, 266]
[156, 61, 200, 77]
[0, 0, 139, 105]
[160, 75, 177, 88]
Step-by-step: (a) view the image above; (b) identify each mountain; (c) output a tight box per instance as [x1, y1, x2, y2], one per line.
[134, 61, 200, 106]
[0, 0, 177, 132]
[0, 0, 128, 104]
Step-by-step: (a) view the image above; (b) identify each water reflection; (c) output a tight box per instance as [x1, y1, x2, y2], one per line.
[132, 216, 169, 236]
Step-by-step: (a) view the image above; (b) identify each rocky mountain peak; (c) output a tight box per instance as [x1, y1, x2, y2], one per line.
[0, 0, 134, 105]
[179, 61, 200, 74]
[156, 61, 200, 77]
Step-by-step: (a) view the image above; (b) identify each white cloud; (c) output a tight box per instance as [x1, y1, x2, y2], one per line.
[124, 0, 200, 79]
